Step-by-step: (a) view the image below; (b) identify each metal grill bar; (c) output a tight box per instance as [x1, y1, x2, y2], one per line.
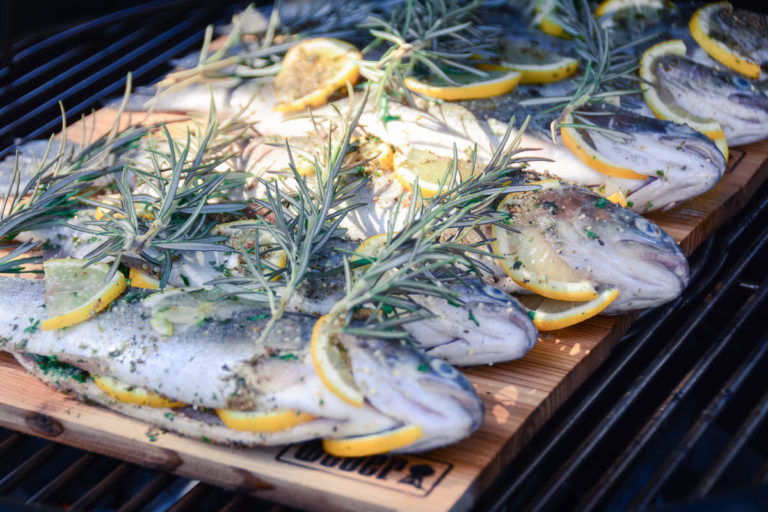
[69, 463, 132, 511]
[116, 472, 174, 512]
[0, 16, 200, 142]
[693, 385, 768, 498]
[26, 453, 96, 505]
[0, 444, 59, 494]
[614, 331, 768, 508]
[166, 482, 211, 512]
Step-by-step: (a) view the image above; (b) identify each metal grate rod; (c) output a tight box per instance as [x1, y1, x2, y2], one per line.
[592, 317, 768, 511]
[26, 453, 96, 505]
[69, 463, 132, 511]
[0, 443, 60, 494]
[693, 384, 768, 498]
[521, 223, 768, 512]
[116, 472, 174, 512]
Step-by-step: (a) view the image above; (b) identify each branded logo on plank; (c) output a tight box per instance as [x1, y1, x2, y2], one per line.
[276, 441, 452, 496]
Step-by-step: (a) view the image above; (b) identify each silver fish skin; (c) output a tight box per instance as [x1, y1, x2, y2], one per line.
[704, 6, 768, 71]
[466, 93, 726, 212]
[493, 179, 689, 313]
[0, 277, 482, 452]
[650, 53, 768, 145]
[216, 238, 539, 366]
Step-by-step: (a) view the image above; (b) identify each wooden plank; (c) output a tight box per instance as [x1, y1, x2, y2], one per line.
[1, 108, 767, 511]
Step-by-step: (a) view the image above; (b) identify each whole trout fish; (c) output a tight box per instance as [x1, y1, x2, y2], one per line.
[0, 277, 483, 452]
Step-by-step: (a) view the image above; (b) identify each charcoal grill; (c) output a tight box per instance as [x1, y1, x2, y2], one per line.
[1, 1, 767, 511]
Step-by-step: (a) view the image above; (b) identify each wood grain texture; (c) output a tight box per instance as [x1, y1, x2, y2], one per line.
[1, 109, 767, 511]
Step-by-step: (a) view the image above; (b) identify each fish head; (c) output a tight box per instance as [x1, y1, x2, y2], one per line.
[342, 333, 483, 452]
[404, 280, 538, 365]
[580, 105, 725, 210]
[654, 54, 768, 145]
[625, 118, 726, 210]
[526, 182, 689, 312]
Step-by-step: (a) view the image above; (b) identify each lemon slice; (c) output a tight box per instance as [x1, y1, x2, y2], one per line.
[560, 113, 648, 180]
[41, 258, 127, 331]
[93, 375, 186, 408]
[689, 2, 761, 79]
[274, 38, 361, 112]
[403, 68, 521, 101]
[323, 425, 423, 457]
[492, 182, 599, 302]
[351, 233, 388, 269]
[639, 39, 729, 159]
[128, 268, 162, 290]
[311, 314, 364, 407]
[479, 40, 578, 84]
[605, 190, 629, 207]
[216, 409, 315, 433]
[393, 147, 473, 198]
[357, 136, 394, 175]
[595, 0, 669, 18]
[518, 288, 619, 331]
[535, 0, 569, 38]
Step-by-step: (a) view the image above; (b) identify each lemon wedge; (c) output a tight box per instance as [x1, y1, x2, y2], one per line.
[595, 0, 669, 18]
[357, 136, 394, 175]
[393, 146, 473, 198]
[560, 113, 648, 180]
[311, 314, 364, 407]
[323, 425, 423, 457]
[93, 375, 186, 408]
[128, 268, 162, 290]
[639, 39, 729, 159]
[403, 68, 521, 101]
[605, 190, 629, 207]
[535, 0, 569, 38]
[492, 182, 599, 302]
[217, 409, 315, 433]
[479, 40, 578, 84]
[41, 258, 127, 331]
[518, 288, 619, 331]
[274, 38, 361, 112]
[689, 2, 761, 79]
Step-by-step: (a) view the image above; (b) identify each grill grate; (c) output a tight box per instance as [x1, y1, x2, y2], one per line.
[479, 176, 768, 511]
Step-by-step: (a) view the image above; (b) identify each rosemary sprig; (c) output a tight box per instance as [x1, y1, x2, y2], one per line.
[0, 241, 42, 274]
[325, 116, 539, 338]
[70, 106, 248, 287]
[360, 0, 499, 112]
[520, 0, 650, 140]
[212, 95, 369, 342]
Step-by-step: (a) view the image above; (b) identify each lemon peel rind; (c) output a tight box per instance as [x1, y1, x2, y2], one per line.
[41, 260, 128, 331]
[311, 314, 364, 407]
[640, 39, 729, 160]
[216, 409, 316, 433]
[492, 193, 600, 302]
[402, 70, 521, 101]
[560, 120, 649, 181]
[322, 425, 424, 457]
[689, 2, 760, 79]
[524, 288, 620, 331]
[93, 375, 186, 408]
[274, 38, 362, 113]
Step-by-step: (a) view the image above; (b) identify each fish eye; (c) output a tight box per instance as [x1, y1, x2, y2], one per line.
[634, 217, 661, 238]
[733, 76, 749, 88]
[430, 358, 458, 379]
[482, 284, 509, 301]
